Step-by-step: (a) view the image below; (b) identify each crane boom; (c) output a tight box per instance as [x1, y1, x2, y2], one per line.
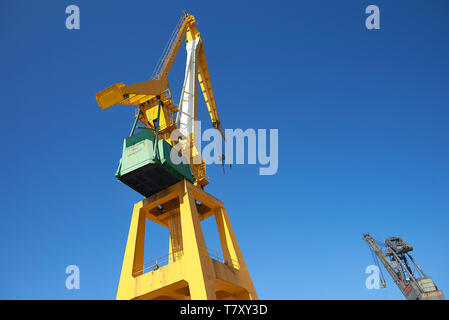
[363, 234, 404, 289]
[151, 13, 222, 135]
[152, 14, 193, 81]
[198, 45, 223, 137]
[363, 233, 445, 300]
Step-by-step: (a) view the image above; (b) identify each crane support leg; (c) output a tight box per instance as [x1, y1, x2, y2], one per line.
[116, 180, 258, 300]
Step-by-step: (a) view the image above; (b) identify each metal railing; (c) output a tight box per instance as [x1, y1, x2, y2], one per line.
[132, 247, 240, 276]
[132, 249, 184, 276]
[207, 247, 240, 270]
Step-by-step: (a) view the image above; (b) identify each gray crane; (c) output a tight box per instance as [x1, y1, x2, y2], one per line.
[363, 233, 445, 300]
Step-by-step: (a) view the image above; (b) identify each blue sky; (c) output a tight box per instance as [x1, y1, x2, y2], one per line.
[1, 0, 448, 299]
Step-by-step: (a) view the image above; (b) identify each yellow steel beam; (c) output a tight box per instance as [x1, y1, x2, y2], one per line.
[156, 14, 196, 81]
[197, 42, 223, 137]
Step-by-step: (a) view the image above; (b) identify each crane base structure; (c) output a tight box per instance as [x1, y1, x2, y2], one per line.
[116, 179, 258, 300]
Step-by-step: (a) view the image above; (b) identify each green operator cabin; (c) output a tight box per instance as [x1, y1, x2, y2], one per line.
[116, 129, 194, 198]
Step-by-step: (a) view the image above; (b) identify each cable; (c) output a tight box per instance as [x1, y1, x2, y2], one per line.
[369, 247, 386, 288]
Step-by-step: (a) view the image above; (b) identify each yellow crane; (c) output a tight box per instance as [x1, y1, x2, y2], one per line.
[96, 12, 222, 188]
[95, 12, 257, 300]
